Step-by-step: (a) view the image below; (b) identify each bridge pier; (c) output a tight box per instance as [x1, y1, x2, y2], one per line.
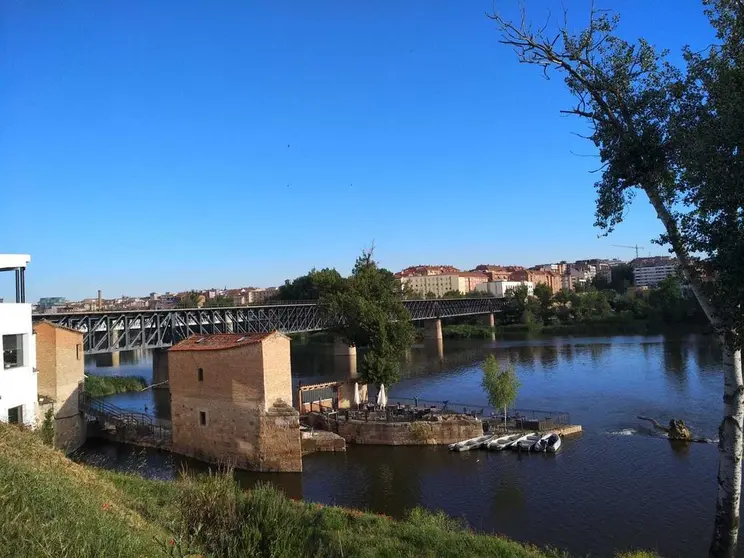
[423, 318, 444, 361]
[95, 352, 120, 367]
[483, 312, 496, 341]
[333, 337, 357, 379]
[152, 348, 169, 389]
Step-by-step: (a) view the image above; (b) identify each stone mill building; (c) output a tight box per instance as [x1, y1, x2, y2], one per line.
[167, 331, 301, 472]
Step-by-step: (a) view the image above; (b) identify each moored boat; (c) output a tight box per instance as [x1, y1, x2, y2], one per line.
[513, 433, 541, 451]
[545, 433, 562, 453]
[449, 434, 494, 452]
[485, 433, 522, 451]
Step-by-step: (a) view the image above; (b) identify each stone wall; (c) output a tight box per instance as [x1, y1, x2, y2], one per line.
[309, 413, 483, 446]
[169, 333, 301, 472]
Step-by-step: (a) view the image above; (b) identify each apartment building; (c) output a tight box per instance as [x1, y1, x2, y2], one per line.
[475, 280, 534, 298]
[399, 272, 488, 298]
[512, 269, 561, 294]
[631, 257, 677, 287]
[0, 255, 37, 427]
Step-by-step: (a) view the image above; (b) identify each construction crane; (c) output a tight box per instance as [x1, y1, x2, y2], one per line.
[612, 244, 645, 259]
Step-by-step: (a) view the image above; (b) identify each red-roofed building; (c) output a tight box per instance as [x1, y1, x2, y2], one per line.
[167, 331, 301, 472]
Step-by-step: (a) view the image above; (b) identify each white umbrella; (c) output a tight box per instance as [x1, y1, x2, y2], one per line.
[353, 382, 361, 407]
[376, 384, 387, 409]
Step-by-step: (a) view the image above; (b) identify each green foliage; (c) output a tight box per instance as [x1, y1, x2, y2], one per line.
[322, 249, 415, 388]
[0, 422, 660, 558]
[276, 268, 344, 301]
[39, 408, 54, 446]
[176, 291, 202, 308]
[442, 324, 500, 340]
[84, 375, 148, 397]
[205, 294, 234, 307]
[481, 355, 520, 422]
[610, 264, 634, 294]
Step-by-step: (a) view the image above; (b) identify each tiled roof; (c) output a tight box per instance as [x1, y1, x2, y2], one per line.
[169, 332, 277, 351]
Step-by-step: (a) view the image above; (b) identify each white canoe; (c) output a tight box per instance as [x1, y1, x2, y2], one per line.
[485, 433, 522, 451]
[449, 434, 494, 452]
[513, 433, 541, 451]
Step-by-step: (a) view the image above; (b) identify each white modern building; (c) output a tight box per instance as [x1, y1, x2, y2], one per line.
[632, 257, 677, 287]
[475, 280, 534, 298]
[0, 255, 37, 426]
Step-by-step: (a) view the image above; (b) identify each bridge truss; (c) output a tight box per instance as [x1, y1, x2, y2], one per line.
[34, 298, 507, 354]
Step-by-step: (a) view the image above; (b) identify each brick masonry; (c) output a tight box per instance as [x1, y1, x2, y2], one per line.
[168, 332, 301, 472]
[34, 321, 87, 454]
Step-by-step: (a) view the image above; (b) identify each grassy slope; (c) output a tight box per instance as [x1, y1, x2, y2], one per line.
[0, 423, 657, 558]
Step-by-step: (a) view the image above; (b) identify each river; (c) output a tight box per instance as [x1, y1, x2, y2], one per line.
[77, 334, 729, 557]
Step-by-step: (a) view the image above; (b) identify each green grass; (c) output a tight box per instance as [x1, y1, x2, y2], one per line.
[0, 423, 660, 558]
[84, 374, 148, 397]
[442, 324, 500, 339]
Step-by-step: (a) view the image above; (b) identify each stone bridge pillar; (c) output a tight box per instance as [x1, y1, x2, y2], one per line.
[96, 327, 121, 367]
[423, 318, 442, 341]
[483, 312, 496, 341]
[152, 348, 170, 389]
[423, 319, 444, 361]
[333, 337, 358, 379]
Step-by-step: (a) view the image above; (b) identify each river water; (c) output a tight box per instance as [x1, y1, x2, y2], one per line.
[78, 334, 730, 557]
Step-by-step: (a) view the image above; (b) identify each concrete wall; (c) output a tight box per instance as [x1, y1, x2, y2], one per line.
[169, 333, 300, 472]
[34, 322, 87, 453]
[0, 303, 37, 426]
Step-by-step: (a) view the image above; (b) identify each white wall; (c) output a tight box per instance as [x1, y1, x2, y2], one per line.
[476, 281, 534, 298]
[0, 303, 37, 426]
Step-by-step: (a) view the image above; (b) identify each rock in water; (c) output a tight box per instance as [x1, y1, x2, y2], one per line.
[668, 419, 692, 441]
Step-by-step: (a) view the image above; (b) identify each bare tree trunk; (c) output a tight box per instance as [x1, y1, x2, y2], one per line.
[710, 344, 744, 558]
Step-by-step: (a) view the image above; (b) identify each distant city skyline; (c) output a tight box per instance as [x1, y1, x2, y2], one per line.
[2, 1, 706, 302]
[20, 252, 653, 303]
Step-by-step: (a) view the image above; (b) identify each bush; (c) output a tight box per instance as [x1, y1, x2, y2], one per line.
[84, 375, 147, 397]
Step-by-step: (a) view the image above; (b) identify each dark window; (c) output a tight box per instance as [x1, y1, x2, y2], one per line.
[7, 405, 23, 424]
[2, 334, 24, 369]
[199, 411, 206, 426]
[76, 344, 82, 360]
[197, 368, 204, 382]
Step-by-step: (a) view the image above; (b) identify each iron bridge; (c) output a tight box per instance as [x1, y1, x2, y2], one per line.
[32, 298, 507, 354]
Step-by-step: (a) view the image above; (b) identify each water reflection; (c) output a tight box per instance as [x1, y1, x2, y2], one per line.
[78, 334, 728, 558]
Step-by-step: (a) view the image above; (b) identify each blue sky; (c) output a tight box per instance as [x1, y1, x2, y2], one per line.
[1, 1, 712, 301]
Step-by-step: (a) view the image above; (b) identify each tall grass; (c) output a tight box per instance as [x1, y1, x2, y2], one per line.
[84, 375, 147, 397]
[0, 422, 661, 558]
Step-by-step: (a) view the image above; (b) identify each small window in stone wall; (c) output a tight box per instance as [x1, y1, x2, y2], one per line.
[197, 368, 204, 382]
[199, 411, 206, 426]
[76, 344, 82, 360]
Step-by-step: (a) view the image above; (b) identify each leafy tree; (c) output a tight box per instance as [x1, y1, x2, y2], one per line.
[321, 249, 415, 388]
[275, 268, 344, 300]
[610, 264, 635, 293]
[491, 2, 744, 553]
[533, 282, 555, 324]
[205, 295, 234, 308]
[481, 355, 520, 427]
[591, 275, 612, 291]
[177, 291, 202, 308]
[441, 290, 463, 298]
[425, 291, 438, 299]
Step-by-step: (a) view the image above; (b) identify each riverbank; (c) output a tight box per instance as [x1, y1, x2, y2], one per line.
[0, 423, 655, 558]
[84, 374, 147, 397]
[441, 318, 711, 339]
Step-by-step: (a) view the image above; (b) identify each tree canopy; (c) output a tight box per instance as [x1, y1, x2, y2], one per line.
[481, 355, 520, 426]
[320, 249, 415, 388]
[491, 1, 744, 554]
[275, 268, 344, 301]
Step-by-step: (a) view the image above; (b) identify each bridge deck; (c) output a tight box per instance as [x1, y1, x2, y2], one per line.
[34, 298, 506, 354]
